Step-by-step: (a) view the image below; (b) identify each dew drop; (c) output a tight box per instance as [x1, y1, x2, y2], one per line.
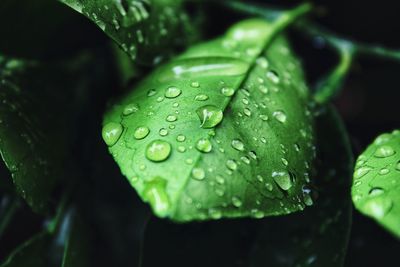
[165, 86, 182, 98]
[363, 197, 393, 219]
[231, 139, 245, 151]
[166, 115, 177, 122]
[354, 166, 372, 179]
[196, 138, 212, 153]
[176, 134, 186, 142]
[241, 156, 250, 164]
[226, 159, 238, 170]
[266, 70, 280, 84]
[221, 87, 235, 96]
[272, 171, 292, 191]
[145, 140, 171, 162]
[243, 108, 251, 116]
[159, 128, 169, 136]
[134, 126, 150, 140]
[273, 110, 287, 123]
[196, 105, 223, 128]
[259, 114, 269, 121]
[102, 122, 123, 146]
[232, 196, 243, 208]
[122, 103, 139, 116]
[190, 81, 200, 88]
[379, 168, 390, 175]
[374, 145, 395, 158]
[369, 187, 385, 197]
[192, 167, 205, 180]
[143, 177, 170, 217]
[147, 89, 156, 97]
[195, 94, 209, 101]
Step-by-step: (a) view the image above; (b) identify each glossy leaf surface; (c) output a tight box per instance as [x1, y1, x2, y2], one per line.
[103, 19, 316, 221]
[59, 0, 191, 64]
[141, 106, 352, 267]
[352, 129, 400, 238]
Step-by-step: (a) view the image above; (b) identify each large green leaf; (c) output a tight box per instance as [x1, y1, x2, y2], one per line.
[140, 106, 352, 267]
[352, 129, 400, 238]
[103, 19, 316, 221]
[59, 0, 191, 64]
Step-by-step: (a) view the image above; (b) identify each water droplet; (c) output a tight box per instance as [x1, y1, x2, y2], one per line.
[242, 98, 249, 105]
[143, 177, 170, 217]
[281, 158, 289, 166]
[369, 187, 385, 197]
[374, 133, 392, 145]
[272, 171, 292, 191]
[251, 209, 264, 219]
[396, 161, 400, 171]
[192, 167, 205, 180]
[258, 85, 268, 94]
[196, 138, 212, 153]
[134, 126, 150, 140]
[166, 115, 177, 122]
[273, 110, 287, 123]
[209, 208, 222, 219]
[363, 197, 393, 219]
[216, 175, 225, 184]
[195, 94, 209, 101]
[165, 86, 182, 98]
[241, 107, 251, 117]
[226, 159, 237, 170]
[145, 140, 171, 162]
[256, 57, 269, 68]
[231, 139, 245, 151]
[232, 196, 243, 207]
[177, 146, 186, 153]
[159, 128, 168, 136]
[122, 103, 139, 116]
[190, 81, 200, 88]
[374, 145, 395, 158]
[147, 89, 156, 97]
[241, 156, 250, 164]
[176, 134, 186, 142]
[102, 122, 123, 146]
[379, 168, 390, 175]
[354, 166, 372, 179]
[259, 114, 268, 121]
[196, 105, 223, 128]
[266, 70, 280, 83]
[221, 87, 235, 96]
[248, 151, 257, 160]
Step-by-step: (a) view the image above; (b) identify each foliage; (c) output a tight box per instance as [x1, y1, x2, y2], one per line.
[0, 0, 399, 266]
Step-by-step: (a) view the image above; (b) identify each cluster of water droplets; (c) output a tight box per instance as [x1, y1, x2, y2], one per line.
[353, 130, 400, 219]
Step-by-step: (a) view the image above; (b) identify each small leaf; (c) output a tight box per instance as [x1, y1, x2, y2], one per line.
[352, 129, 400, 238]
[103, 19, 316, 221]
[58, 0, 191, 64]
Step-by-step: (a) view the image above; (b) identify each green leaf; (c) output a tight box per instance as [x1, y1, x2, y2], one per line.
[0, 53, 104, 213]
[140, 106, 352, 267]
[0, 58, 61, 212]
[103, 18, 316, 221]
[0, 232, 49, 267]
[58, 0, 191, 64]
[352, 129, 400, 238]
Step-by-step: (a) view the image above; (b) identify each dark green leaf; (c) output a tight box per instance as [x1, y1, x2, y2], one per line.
[141, 106, 352, 266]
[59, 0, 191, 64]
[103, 19, 316, 221]
[352, 129, 400, 238]
[0, 53, 103, 212]
[0, 232, 49, 267]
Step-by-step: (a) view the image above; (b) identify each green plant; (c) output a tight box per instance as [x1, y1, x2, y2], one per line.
[0, 1, 399, 266]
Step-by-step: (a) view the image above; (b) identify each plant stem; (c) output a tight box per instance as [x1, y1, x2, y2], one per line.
[223, 0, 400, 104]
[47, 188, 71, 234]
